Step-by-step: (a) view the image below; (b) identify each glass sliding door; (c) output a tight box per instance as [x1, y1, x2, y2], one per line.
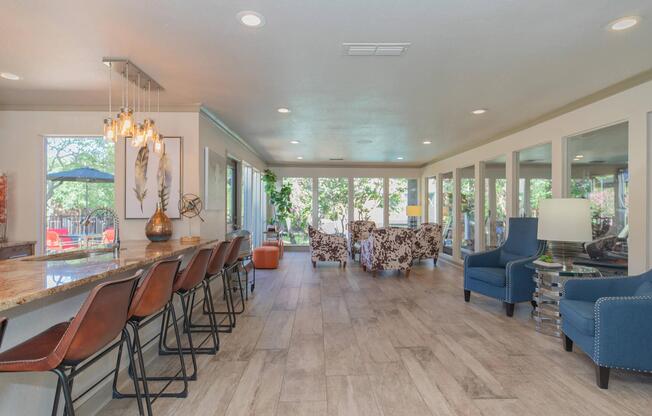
[518, 143, 552, 217]
[353, 177, 384, 226]
[459, 166, 475, 258]
[282, 177, 312, 245]
[318, 177, 348, 234]
[567, 122, 628, 268]
[226, 158, 238, 231]
[241, 163, 253, 233]
[441, 172, 454, 255]
[484, 156, 507, 249]
[388, 178, 412, 227]
[427, 176, 437, 224]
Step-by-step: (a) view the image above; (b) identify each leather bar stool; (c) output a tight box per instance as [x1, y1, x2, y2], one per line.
[188, 241, 235, 333]
[112, 257, 187, 416]
[0, 273, 143, 416]
[0, 317, 6, 348]
[223, 236, 246, 317]
[159, 248, 216, 380]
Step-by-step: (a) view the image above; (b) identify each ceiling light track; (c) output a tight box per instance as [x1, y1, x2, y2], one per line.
[102, 58, 164, 92]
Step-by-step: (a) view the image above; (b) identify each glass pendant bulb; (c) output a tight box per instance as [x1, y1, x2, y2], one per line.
[143, 118, 157, 142]
[118, 107, 134, 137]
[103, 118, 118, 143]
[131, 123, 147, 147]
[153, 136, 164, 155]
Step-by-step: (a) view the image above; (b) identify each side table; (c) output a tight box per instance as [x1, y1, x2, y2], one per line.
[532, 265, 600, 337]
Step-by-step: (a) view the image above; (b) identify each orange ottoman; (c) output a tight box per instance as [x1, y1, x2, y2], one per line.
[263, 239, 284, 258]
[253, 246, 279, 269]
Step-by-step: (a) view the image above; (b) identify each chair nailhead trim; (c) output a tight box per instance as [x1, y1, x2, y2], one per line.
[593, 295, 652, 373]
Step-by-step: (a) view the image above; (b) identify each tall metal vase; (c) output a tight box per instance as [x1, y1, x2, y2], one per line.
[146, 203, 173, 242]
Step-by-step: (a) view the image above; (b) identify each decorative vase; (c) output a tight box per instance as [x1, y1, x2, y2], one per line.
[145, 203, 172, 242]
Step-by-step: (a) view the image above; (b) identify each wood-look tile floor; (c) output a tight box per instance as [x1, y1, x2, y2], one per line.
[100, 252, 652, 416]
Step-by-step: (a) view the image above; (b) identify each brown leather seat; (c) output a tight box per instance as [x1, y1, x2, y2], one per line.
[224, 236, 244, 269]
[0, 317, 7, 349]
[206, 241, 230, 277]
[174, 248, 213, 292]
[129, 258, 182, 319]
[0, 274, 139, 372]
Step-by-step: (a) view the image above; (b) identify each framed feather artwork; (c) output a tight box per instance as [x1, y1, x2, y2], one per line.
[125, 136, 183, 219]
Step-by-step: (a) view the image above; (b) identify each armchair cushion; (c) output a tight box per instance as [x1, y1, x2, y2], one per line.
[559, 300, 595, 336]
[361, 227, 414, 272]
[465, 267, 506, 287]
[634, 281, 652, 296]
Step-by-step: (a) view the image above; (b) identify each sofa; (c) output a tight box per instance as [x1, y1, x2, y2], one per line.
[348, 220, 376, 260]
[463, 217, 545, 316]
[361, 227, 414, 277]
[560, 269, 652, 388]
[308, 225, 348, 267]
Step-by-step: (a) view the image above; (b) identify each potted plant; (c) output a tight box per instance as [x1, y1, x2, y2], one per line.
[262, 169, 292, 233]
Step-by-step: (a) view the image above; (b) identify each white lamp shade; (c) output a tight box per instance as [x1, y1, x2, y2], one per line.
[537, 198, 592, 242]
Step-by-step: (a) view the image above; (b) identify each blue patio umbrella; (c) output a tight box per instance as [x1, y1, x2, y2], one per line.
[47, 167, 114, 211]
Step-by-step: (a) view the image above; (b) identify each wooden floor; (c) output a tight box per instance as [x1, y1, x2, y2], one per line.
[100, 251, 652, 416]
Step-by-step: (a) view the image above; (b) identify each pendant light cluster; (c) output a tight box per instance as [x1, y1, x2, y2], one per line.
[102, 59, 165, 154]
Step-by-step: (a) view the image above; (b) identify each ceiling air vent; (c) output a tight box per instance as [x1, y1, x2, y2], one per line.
[329, 158, 344, 161]
[342, 43, 410, 56]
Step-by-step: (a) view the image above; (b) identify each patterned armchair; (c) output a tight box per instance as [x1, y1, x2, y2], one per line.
[308, 226, 347, 268]
[348, 220, 376, 260]
[412, 223, 443, 265]
[360, 228, 414, 277]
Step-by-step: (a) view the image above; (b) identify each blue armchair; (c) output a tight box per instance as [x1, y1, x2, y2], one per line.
[464, 217, 544, 316]
[560, 269, 652, 389]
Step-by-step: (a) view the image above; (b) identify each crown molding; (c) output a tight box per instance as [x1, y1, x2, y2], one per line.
[0, 103, 202, 112]
[199, 106, 265, 161]
[420, 67, 652, 168]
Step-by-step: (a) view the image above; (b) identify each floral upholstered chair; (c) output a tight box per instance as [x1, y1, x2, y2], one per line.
[347, 220, 376, 260]
[361, 227, 414, 277]
[308, 226, 348, 268]
[412, 223, 443, 265]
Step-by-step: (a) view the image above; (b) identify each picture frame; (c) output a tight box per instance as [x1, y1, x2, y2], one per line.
[125, 136, 183, 219]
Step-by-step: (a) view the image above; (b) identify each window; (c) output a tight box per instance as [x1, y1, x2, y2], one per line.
[353, 178, 384, 225]
[318, 177, 348, 234]
[568, 122, 628, 267]
[226, 158, 238, 230]
[45, 137, 115, 253]
[459, 166, 475, 258]
[518, 143, 552, 217]
[388, 178, 411, 227]
[282, 177, 312, 245]
[427, 176, 437, 223]
[241, 164, 265, 248]
[242, 163, 253, 233]
[484, 156, 507, 249]
[441, 172, 454, 255]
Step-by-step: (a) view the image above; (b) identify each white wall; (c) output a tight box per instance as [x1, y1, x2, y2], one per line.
[198, 112, 266, 240]
[421, 80, 652, 272]
[0, 109, 264, 252]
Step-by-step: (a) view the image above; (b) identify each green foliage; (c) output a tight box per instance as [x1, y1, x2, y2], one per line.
[46, 137, 115, 216]
[263, 169, 293, 227]
[353, 178, 383, 221]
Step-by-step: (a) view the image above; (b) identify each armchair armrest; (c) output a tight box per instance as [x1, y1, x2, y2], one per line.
[505, 254, 540, 303]
[464, 248, 501, 268]
[563, 276, 645, 302]
[594, 296, 652, 369]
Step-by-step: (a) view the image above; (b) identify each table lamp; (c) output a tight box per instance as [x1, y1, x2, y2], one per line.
[537, 198, 592, 270]
[406, 205, 422, 229]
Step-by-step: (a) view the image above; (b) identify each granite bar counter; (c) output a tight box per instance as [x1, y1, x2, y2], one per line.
[0, 238, 217, 415]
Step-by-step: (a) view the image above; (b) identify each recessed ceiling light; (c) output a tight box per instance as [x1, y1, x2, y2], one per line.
[0, 72, 20, 81]
[277, 107, 291, 114]
[471, 108, 487, 115]
[422, 140, 432, 145]
[296, 156, 303, 160]
[609, 16, 639, 31]
[237, 11, 265, 27]
[290, 140, 300, 144]
[575, 154, 584, 159]
[396, 156, 404, 160]
[573, 158, 581, 161]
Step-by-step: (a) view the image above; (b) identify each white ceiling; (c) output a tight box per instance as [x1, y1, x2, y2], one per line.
[1, 0, 651, 166]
